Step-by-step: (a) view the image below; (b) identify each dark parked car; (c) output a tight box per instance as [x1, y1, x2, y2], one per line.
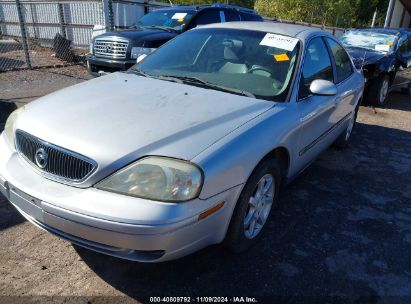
[340, 28, 411, 106]
[86, 4, 262, 76]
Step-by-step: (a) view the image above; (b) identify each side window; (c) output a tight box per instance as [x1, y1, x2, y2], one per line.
[240, 12, 263, 21]
[326, 38, 353, 83]
[193, 10, 221, 26]
[224, 9, 241, 22]
[398, 34, 410, 55]
[299, 37, 334, 99]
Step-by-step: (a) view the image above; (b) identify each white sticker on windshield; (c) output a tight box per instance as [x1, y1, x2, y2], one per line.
[171, 13, 187, 19]
[260, 33, 299, 51]
[375, 44, 390, 52]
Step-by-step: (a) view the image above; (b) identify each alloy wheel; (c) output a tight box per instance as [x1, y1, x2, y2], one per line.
[379, 78, 389, 104]
[244, 174, 275, 239]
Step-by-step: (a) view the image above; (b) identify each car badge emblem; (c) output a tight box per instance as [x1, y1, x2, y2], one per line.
[35, 148, 48, 169]
[106, 45, 113, 52]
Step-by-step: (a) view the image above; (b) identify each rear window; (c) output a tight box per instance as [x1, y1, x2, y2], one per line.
[326, 38, 353, 83]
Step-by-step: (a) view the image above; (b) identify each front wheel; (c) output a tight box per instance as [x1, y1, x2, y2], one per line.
[367, 74, 390, 106]
[401, 82, 411, 95]
[225, 158, 282, 253]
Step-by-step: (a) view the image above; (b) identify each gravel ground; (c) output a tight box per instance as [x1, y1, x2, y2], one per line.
[0, 67, 410, 304]
[0, 65, 91, 106]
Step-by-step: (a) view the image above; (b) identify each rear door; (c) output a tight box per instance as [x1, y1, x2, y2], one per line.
[296, 37, 338, 165]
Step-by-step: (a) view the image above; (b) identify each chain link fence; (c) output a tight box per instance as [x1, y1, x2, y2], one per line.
[1, 0, 345, 73]
[0, 0, 171, 72]
[0, 0, 106, 72]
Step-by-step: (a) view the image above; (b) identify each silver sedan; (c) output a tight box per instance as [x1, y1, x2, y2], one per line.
[0, 22, 364, 262]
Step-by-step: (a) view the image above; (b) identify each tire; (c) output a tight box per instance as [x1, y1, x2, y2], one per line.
[334, 101, 360, 149]
[367, 74, 390, 106]
[225, 158, 282, 253]
[86, 60, 100, 77]
[401, 82, 411, 95]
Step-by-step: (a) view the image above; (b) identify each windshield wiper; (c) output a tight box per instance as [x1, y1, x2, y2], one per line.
[128, 24, 142, 29]
[165, 75, 256, 99]
[129, 71, 185, 84]
[144, 25, 174, 32]
[129, 68, 150, 77]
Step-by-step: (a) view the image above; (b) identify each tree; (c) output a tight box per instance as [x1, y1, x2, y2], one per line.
[154, 0, 389, 28]
[254, 0, 388, 27]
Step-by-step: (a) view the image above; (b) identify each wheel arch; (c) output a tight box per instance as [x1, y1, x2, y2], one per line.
[238, 146, 290, 189]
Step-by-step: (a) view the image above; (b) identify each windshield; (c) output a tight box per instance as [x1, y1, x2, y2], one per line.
[131, 29, 300, 101]
[131, 10, 194, 31]
[340, 31, 397, 53]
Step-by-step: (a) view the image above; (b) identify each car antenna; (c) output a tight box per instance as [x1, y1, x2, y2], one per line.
[276, 0, 282, 22]
[168, 0, 174, 7]
[361, 11, 378, 113]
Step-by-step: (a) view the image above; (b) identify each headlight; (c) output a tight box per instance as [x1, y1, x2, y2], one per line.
[89, 42, 93, 55]
[95, 157, 203, 202]
[130, 47, 156, 59]
[3, 106, 25, 150]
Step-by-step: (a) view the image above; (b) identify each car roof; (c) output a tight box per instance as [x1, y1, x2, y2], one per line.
[155, 4, 258, 14]
[197, 21, 331, 39]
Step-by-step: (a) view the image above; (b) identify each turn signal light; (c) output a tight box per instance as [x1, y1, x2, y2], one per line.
[198, 201, 225, 221]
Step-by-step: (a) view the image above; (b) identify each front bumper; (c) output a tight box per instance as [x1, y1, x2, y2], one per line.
[0, 135, 242, 262]
[86, 54, 136, 75]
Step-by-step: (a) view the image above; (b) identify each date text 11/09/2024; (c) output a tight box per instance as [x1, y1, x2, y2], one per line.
[149, 297, 258, 303]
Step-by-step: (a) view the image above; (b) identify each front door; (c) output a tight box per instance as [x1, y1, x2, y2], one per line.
[296, 37, 337, 167]
[392, 33, 411, 90]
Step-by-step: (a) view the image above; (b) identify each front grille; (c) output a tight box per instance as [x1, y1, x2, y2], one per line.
[94, 39, 128, 59]
[15, 131, 97, 183]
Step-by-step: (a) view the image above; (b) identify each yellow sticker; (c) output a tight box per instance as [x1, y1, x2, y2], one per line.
[387, 41, 393, 46]
[274, 53, 289, 62]
[178, 18, 184, 22]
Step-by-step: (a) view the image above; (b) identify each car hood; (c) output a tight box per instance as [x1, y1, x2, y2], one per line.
[346, 47, 387, 69]
[96, 28, 177, 45]
[16, 72, 274, 187]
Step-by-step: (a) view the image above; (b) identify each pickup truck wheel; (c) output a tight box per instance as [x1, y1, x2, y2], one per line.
[86, 61, 100, 77]
[225, 158, 281, 253]
[367, 74, 390, 106]
[402, 82, 411, 95]
[334, 101, 360, 148]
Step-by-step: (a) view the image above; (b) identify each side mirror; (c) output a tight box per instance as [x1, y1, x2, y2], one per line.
[136, 54, 147, 63]
[309, 79, 337, 96]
